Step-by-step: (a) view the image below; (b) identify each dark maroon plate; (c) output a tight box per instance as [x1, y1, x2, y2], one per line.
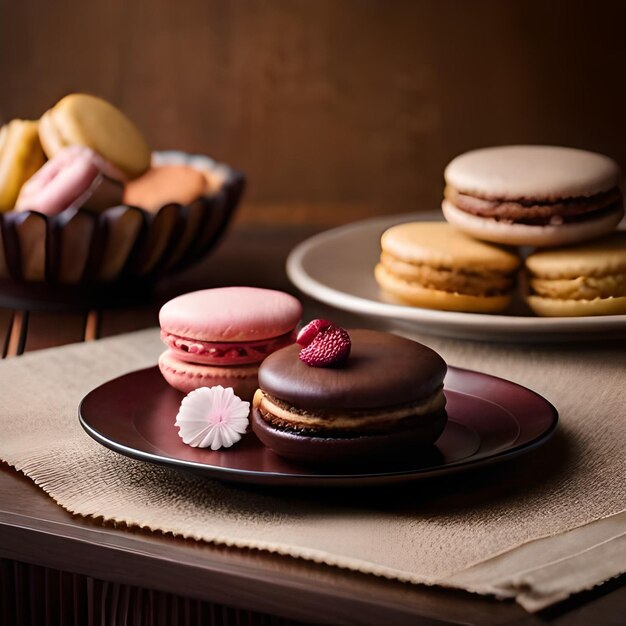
[79, 366, 557, 487]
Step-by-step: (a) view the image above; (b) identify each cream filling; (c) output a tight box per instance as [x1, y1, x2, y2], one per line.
[253, 387, 446, 432]
[162, 330, 294, 364]
[444, 185, 622, 221]
[380, 252, 513, 296]
[530, 274, 626, 300]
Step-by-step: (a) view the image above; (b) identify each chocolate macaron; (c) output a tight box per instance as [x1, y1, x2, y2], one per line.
[442, 145, 624, 247]
[252, 326, 447, 464]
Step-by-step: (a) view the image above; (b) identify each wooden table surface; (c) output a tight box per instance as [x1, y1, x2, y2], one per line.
[1, 221, 624, 625]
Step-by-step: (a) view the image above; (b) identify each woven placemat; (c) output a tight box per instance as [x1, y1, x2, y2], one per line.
[0, 328, 624, 611]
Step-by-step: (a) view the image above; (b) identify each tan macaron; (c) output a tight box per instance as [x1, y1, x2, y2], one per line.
[525, 231, 626, 316]
[39, 94, 151, 180]
[443, 145, 624, 247]
[123, 165, 208, 212]
[0, 120, 46, 212]
[375, 222, 521, 313]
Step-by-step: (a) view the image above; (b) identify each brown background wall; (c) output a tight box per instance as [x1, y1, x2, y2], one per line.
[1, 0, 625, 224]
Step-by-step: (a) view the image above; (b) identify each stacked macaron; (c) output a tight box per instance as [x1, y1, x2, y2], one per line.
[442, 145, 623, 248]
[252, 322, 448, 463]
[0, 93, 214, 217]
[158, 287, 302, 400]
[376, 145, 625, 317]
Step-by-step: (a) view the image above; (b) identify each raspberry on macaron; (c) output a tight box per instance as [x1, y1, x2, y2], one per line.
[297, 319, 351, 367]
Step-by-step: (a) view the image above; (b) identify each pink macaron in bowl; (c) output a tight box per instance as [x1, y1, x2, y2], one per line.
[158, 287, 303, 400]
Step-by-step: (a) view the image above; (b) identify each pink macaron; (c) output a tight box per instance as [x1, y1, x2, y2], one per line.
[158, 287, 302, 398]
[15, 145, 124, 216]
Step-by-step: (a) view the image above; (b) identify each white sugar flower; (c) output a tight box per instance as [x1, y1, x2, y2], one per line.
[175, 386, 250, 450]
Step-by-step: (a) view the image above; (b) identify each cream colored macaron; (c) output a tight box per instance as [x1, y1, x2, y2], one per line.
[525, 231, 626, 316]
[443, 145, 624, 247]
[375, 222, 521, 313]
[0, 120, 46, 212]
[39, 94, 151, 180]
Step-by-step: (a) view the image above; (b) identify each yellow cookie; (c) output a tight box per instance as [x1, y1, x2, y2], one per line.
[39, 94, 151, 180]
[123, 165, 208, 211]
[375, 222, 521, 313]
[0, 120, 46, 212]
[525, 231, 626, 316]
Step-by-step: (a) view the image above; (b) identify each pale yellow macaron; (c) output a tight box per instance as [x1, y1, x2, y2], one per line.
[39, 94, 151, 180]
[375, 222, 521, 313]
[0, 120, 46, 212]
[526, 231, 626, 316]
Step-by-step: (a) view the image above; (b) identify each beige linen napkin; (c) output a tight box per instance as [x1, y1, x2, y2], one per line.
[0, 328, 624, 612]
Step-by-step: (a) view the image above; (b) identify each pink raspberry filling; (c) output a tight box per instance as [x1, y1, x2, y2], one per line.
[161, 330, 295, 365]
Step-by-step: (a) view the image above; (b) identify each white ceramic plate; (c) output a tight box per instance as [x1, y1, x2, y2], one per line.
[286, 214, 626, 342]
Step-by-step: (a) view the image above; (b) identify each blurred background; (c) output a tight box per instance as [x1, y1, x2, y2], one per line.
[2, 0, 625, 226]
